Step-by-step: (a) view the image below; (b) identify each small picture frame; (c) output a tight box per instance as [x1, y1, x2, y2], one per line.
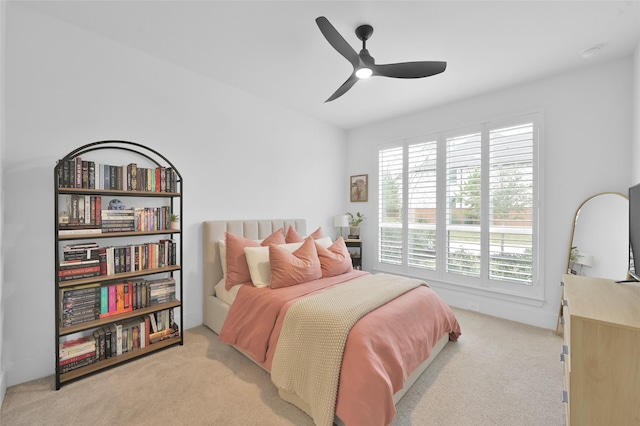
[350, 174, 368, 202]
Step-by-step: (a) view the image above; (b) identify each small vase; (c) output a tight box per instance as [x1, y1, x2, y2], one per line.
[349, 226, 360, 238]
[170, 221, 180, 230]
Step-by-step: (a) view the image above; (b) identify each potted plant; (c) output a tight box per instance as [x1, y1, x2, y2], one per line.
[346, 212, 365, 238]
[170, 213, 180, 230]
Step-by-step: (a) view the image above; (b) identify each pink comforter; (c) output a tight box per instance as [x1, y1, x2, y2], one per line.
[218, 270, 461, 426]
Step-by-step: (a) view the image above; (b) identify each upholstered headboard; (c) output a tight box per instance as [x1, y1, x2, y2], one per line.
[202, 219, 306, 331]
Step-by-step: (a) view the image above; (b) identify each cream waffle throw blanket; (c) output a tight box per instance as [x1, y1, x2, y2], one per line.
[271, 273, 428, 426]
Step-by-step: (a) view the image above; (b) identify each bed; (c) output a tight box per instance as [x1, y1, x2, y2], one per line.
[202, 219, 461, 426]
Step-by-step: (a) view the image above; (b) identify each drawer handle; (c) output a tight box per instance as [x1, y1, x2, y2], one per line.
[562, 390, 568, 403]
[562, 299, 568, 306]
[560, 353, 565, 362]
[560, 280, 564, 286]
[560, 317, 565, 325]
[562, 345, 569, 355]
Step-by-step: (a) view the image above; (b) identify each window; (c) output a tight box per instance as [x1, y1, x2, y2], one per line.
[378, 113, 539, 294]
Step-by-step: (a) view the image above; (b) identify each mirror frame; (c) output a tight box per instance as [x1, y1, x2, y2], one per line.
[566, 191, 628, 274]
[558, 191, 629, 335]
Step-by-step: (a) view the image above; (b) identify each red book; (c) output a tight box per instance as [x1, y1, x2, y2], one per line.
[95, 196, 102, 226]
[58, 265, 101, 276]
[59, 350, 96, 367]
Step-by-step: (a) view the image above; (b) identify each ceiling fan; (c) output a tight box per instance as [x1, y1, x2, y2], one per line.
[316, 16, 447, 102]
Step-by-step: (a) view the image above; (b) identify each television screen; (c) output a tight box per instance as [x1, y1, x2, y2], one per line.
[629, 183, 640, 281]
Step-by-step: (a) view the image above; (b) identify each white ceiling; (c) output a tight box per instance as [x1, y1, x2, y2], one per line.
[21, 1, 640, 130]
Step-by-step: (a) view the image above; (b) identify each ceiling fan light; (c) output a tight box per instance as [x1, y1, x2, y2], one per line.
[356, 67, 373, 79]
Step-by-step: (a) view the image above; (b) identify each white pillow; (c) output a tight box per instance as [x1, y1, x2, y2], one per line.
[244, 242, 304, 287]
[315, 236, 333, 249]
[218, 239, 227, 278]
[218, 235, 290, 280]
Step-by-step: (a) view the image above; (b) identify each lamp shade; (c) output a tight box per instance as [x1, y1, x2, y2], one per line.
[577, 254, 594, 268]
[334, 215, 349, 227]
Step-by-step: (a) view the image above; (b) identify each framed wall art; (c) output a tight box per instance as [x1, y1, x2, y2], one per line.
[350, 174, 368, 202]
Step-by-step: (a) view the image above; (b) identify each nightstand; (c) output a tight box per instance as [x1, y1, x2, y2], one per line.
[345, 239, 362, 270]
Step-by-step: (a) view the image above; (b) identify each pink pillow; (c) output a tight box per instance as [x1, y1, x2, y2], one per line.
[270, 237, 322, 289]
[285, 225, 324, 243]
[262, 227, 286, 245]
[316, 237, 353, 278]
[225, 228, 286, 289]
[285, 226, 304, 243]
[309, 226, 324, 239]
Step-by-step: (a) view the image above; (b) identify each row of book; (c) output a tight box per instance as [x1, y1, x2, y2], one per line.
[61, 277, 176, 326]
[59, 240, 177, 282]
[57, 157, 179, 193]
[58, 195, 175, 235]
[59, 308, 179, 373]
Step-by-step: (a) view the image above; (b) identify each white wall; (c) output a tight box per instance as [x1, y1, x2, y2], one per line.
[633, 42, 640, 185]
[346, 57, 634, 329]
[0, 0, 6, 406]
[2, 4, 347, 387]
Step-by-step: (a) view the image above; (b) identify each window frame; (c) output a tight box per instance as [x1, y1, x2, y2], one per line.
[375, 112, 543, 302]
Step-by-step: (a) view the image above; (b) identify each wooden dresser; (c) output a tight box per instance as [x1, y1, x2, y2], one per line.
[561, 274, 640, 425]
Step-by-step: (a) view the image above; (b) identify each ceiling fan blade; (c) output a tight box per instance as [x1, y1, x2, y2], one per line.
[316, 16, 360, 69]
[325, 74, 359, 102]
[373, 61, 447, 79]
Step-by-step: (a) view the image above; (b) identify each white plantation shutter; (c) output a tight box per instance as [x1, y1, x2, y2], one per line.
[376, 112, 539, 293]
[445, 132, 482, 277]
[488, 123, 534, 284]
[407, 141, 438, 269]
[378, 146, 404, 265]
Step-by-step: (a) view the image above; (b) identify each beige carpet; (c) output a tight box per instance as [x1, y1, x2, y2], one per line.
[0, 308, 565, 426]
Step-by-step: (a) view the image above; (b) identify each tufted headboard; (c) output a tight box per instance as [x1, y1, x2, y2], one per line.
[202, 219, 306, 331]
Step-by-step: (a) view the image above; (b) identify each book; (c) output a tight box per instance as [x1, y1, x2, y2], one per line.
[60, 336, 96, 358]
[60, 354, 97, 373]
[138, 316, 146, 349]
[149, 327, 177, 343]
[115, 323, 123, 356]
[59, 259, 100, 270]
[59, 228, 102, 236]
[108, 285, 117, 314]
[116, 283, 125, 312]
[58, 271, 101, 282]
[100, 286, 108, 315]
[104, 326, 112, 359]
[93, 328, 105, 360]
[58, 265, 101, 277]
[60, 347, 96, 364]
[88, 161, 95, 189]
[75, 157, 82, 188]
[60, 350, 96, 367]
[148, 312, 158, 333]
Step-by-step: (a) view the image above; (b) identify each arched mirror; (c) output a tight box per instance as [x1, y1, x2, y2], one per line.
[566, 192, 629, 280]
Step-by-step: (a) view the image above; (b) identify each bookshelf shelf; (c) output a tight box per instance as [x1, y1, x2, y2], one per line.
[59, 336, 181, 385]
[54, 140, 184, 389]
[59, 300, 183, 336]
[57, 265, 182, 289]
[59, 229, 181, 240]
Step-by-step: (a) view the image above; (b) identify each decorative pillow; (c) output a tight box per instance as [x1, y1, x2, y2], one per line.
[218, 239, 227, 278]
[224, 228, 286, 290]
[316, 237, 353, 278]
[244, 241, 304, 288]
[262, 227, 286, 245]
[314, 236, 333, 249]
[285, 225, 324, 243]
[225, 232, 260, 289]
[270, 237, 322, 289]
